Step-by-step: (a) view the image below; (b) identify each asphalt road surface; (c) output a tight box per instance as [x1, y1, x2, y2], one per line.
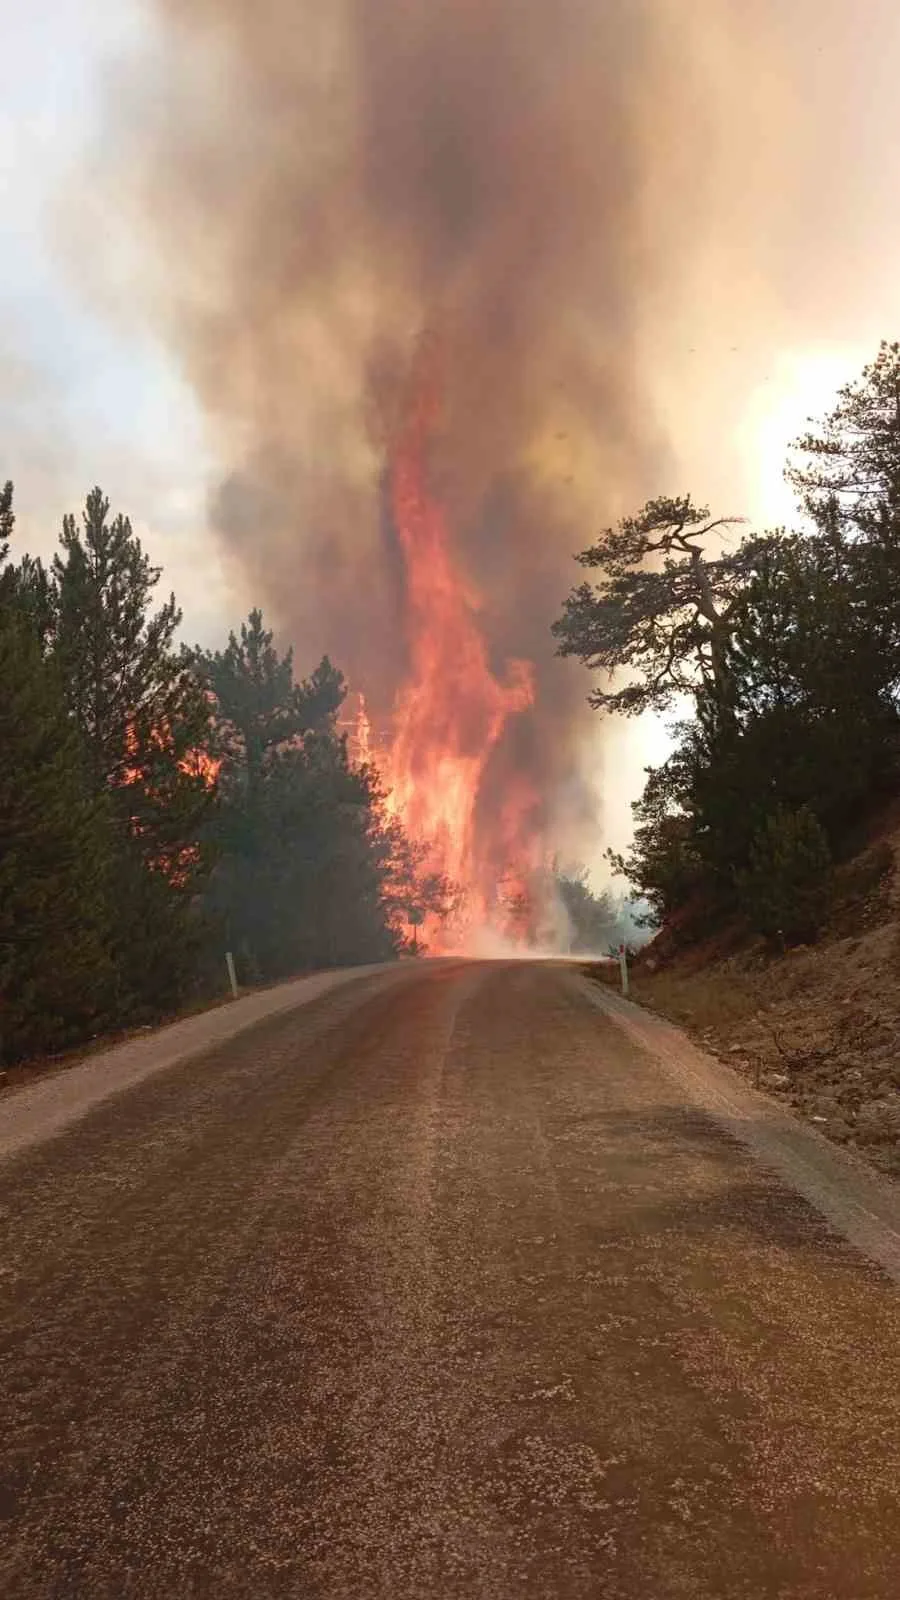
[2, 960, 899, 1598]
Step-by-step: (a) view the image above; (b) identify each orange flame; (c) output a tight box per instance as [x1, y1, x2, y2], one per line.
[353, 692, 373, 766]
[120, 721, 220, 887]
[122, 723, 221, 792]
[379, 342, 539, 950]
[178, 746, 222, 788]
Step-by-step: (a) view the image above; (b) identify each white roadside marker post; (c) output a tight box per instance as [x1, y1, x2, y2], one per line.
[618, 942, 629, 998]
[225, 951, 239, 1001]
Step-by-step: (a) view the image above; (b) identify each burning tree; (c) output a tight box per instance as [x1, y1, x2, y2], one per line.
[48, 489, 216, 1019]
[194, 609, 448, 977]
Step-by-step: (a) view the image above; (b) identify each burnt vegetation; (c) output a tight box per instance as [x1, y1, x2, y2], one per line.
[0, 499, 443, 1067]
[556, 342, 900, 952]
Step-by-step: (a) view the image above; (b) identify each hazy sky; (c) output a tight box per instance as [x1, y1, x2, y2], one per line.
[3, 0, 900, 866]
[0, 0, 229, 643]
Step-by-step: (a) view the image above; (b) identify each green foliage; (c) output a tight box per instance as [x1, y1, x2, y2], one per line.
[0, 480, 13, 568]
[0, 493, 115, 1062]
[1, 480, 444, 1062]
[198, 610, 442, 980]
[787, 340, 900, 519]
[214, 736, 391, 976]
[50, 489, 215, 1021]
[735, 806, 833, 946]
[53, 489, 184, 785]
[787, 344, 900, 703]
[553, 495, 759, 715]
[605, 744, 704, 924]
[195, 609, 345, 790]
[607, 521, 899, 925]
[375, 813, 454, 953]
[567, 345, 900, 949]
[554, 867, 638, 951]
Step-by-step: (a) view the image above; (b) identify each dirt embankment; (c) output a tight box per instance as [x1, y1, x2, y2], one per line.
[589, 828, 900, 1180]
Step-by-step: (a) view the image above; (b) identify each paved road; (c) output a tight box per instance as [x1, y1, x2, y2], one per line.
[2, 961, 899, 1598]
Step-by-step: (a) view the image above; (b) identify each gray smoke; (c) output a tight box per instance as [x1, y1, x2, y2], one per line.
[85, 0, 890, 861]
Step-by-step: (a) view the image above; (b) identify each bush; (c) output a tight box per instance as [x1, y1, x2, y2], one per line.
[736, 805, 833, 947]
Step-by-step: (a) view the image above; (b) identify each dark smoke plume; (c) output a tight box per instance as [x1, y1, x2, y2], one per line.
[100, 0, 789, 858]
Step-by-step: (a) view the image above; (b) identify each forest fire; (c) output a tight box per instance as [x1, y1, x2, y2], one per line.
[120, 0, 701, 955]
[370, 344, 541, 951]
[121, 722, 220, 888]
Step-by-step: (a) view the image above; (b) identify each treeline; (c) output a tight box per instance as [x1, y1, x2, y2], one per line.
[1, 488, 441, 1066]
[555, 342, 900, 948]
[554, 868, 643, 954]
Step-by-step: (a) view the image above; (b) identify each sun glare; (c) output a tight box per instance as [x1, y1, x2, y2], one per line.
[737, 347, 868, 529]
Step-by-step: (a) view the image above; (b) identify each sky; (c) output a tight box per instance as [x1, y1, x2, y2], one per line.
[0, 0, 229, 644]
[3, 0, 900, 872]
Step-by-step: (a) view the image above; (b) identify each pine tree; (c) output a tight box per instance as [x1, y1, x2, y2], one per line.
[552, 495, 770, 718]
[0, 488, 114, 1062]
[0, 480, 13, 568]
[736, 806, 833, 947]
[787, 341, 900, 520]
[53, 489, 188, 785]
[554, 868, 630, 953]
[788, 344, 900, 694]
[197, 609, 345, 788]
[50, 489, 214, 1019]
[197, 609, 428, 977]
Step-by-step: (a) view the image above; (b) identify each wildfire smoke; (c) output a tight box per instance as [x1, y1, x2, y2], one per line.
[88, 0, 839, 944]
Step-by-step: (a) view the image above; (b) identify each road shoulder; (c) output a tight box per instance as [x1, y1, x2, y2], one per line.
[575, 972, 900, 1284]
[0, 962, 407, 1164]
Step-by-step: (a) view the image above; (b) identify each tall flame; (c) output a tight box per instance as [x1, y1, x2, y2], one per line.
[379, 343, 539, 949]
[353, 693, 373, 767]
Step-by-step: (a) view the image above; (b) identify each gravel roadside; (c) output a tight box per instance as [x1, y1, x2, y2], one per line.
[0, 961, 410, 1163]
[576, 973, 900, 1284]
